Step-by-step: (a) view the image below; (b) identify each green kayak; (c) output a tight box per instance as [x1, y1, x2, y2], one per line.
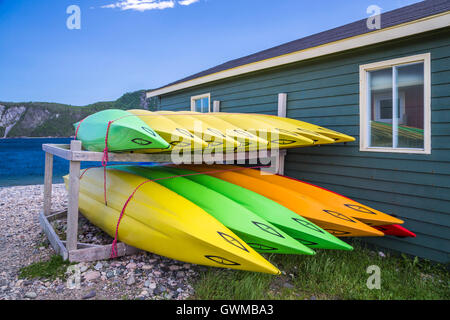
[164, 166, 352, 251]
[117, 165, 315, 255]
[74, 109, 170, 152]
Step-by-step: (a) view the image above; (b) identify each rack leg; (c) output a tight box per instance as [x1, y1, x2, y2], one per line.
[43, 152, 53, 216]
[277, 93, 287, 175]
[66, 140, 81, 252]
[277, 152, 285, 175]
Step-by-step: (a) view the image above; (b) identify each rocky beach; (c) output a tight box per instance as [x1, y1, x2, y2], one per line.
[0, 184, 199, 300]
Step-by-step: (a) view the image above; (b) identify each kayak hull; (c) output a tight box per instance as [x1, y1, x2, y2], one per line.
[64, 168, 280, 274]
[74, 109, 170, 152]
[116, 165, 315, 255]
[165, 166, 352, 251]
[180, 164, 385, 237]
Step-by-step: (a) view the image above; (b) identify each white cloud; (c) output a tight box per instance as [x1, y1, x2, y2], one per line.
[101, 0, 200, 12]
[101, 1, 175, 12]
[178, 0, 199, 5]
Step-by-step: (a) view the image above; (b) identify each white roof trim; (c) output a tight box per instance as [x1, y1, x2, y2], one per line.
[147, 12, 450, 98]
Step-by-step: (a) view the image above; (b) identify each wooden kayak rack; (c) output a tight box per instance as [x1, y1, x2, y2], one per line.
[39, 140, 287, 262]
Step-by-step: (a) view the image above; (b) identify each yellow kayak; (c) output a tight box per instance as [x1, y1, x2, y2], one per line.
[181, 111, 269, 151]
[153, 111, 239, 152]
[262, 115, 356, 143]
[127, 109, 208, 153]
[208, 112, 315, 149]
[249, 114, 336, 145]
[63, 168, 280, 274]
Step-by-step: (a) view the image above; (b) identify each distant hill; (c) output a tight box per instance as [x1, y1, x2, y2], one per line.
[0, 90, 157, 138]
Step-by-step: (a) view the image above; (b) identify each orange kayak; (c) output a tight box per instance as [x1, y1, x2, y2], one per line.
[179, 165, 384, 237]
[232, 167, 404, 227]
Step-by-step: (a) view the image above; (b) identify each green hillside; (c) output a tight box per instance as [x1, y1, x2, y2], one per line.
[0, 90, 155, 138]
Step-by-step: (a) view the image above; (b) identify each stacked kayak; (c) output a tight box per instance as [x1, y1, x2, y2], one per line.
[74, 109, 170, 152]
[117, 166, 352, 252]
[73, 109, 355, 153]
[178, 165, 406, 237]
[67, 109, 415, 274]
[65, 168, 280, 274]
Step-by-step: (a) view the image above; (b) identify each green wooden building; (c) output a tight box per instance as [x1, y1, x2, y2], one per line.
[146, 1, 450, 263]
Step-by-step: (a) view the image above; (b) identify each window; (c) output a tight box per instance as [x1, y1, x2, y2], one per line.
[359, 53, 431, 154]
[191, 93, 210, 113]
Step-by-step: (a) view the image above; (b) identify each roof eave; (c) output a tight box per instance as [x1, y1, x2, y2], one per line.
[147, 11, 450, 99]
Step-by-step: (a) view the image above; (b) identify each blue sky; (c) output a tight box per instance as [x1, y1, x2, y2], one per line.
[0, 0, 422, 105]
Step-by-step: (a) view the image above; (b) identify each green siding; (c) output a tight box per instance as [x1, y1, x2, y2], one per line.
[158, 28, 450, 263]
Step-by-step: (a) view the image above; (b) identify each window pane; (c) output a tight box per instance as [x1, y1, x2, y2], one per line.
[202, 97, 209, 113]
[396, 63, 424, 149]
[194, 99, 202, 112]
[369, 68, 393, 147]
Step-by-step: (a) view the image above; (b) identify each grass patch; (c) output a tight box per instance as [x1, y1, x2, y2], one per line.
[19, 255, 73, 281]
[191, 241, 449, 300]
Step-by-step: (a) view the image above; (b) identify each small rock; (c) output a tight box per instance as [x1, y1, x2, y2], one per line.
[145, 280, 157, 289]
[82, 290, 96, 299]
[154, 285, 166, 295]
[283, 282, 294, 289]
[153, 271, 162, 277]
[94, 262, 103, 271]
[310, 295, 317, 300]
[83, 271, 101, 281]
[176, 271, 185, 278]
[140, 290, 148, 296]
[80, 266, 88, 273]
[169, 265, 180, 271]
[25, 291, 37, 299]
[142, 265, 152, 270]
[127, 276, 136, 286]
[126, 262, 137, 269]
[106, 271, 115, 279]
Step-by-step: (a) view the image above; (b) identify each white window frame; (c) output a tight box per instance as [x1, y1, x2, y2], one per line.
[359, 53, 431, 154]
[190, 93, 211, 113]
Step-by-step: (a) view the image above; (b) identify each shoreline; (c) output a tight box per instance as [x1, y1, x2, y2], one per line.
[0, 182, 64, 189]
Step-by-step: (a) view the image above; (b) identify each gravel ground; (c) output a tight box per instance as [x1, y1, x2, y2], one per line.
[0, 184, 200, 300]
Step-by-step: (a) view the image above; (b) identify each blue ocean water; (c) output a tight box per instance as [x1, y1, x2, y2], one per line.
[0, 138, 100, 187]
[0, 138, 161, 187]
